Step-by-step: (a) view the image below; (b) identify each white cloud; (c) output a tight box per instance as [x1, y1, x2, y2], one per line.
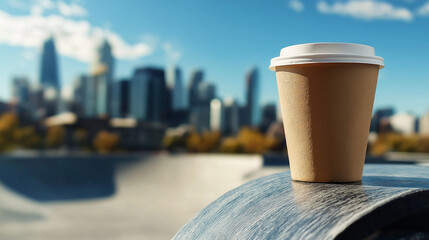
[162, 42, 181, 65]
[30, 0, 55, 16]
[289, 0, 304, 12]
[9, 0, 87, 18]
[7, 0, 27, 10]
[0, 10, 155, 63]
[417, 2, 429, 16]
[57, 1, 87, 17]
[317, 0, 413, 21]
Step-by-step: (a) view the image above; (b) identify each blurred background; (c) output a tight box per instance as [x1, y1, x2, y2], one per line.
[0, 0, 429, 239]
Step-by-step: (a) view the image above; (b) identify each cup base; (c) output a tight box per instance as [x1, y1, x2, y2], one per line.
[291, 178, 362, 184]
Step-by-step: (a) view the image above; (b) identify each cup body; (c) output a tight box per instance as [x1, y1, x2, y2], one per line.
[276, 63, 379, 182]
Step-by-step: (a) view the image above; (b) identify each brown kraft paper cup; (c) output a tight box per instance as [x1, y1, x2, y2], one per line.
[275, 63, 379, 182]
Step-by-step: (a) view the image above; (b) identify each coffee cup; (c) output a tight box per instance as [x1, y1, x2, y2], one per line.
[270, 43, 384, 182]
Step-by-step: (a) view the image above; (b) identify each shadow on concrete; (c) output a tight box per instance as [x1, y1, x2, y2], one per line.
[0, 155, 142, 202]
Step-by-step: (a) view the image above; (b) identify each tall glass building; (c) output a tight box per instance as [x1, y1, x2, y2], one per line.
[246, 67, 260, 126]
[12, 76, 30, 104]
[196, 82, 216, 131]
[72, 75, 88, 117]
[95, 40, 114, 84]
[130, 67, 169, 123]
[40, 38, 60, 90]
[169, 67, 185, 111]
[188, 70, 204, 109]
[95, 40, 114, 116]
[111, 79, 130, 118]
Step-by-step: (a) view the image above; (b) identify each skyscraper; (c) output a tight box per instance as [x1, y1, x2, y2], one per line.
[196, 82, 216, 131]
[39, 37, 61, 117]
[167, 67, 185, 111]
[188, 70, 204, 128]
[130, 67, 169, 123]
[84, 75, 97, 117]
[245, 67, 260, 126]
[198, 82, 216, 103]
[210, 98, 224, 132]
[224, 97, 240, 136]
[93, 39, 114, 116]
[111, 79, 130, 118]
[419, 111, 429, 136]
[188, 70, 204, 109]
[72, 74, 88, 117]
[167, 67, 188, 126]
[11, 76, 34, 123]
[130, 68, 150, 120]
[40, 37, 60, 90]
[94, 74, 109, 117]
[370, 108, 394, 133]
[95, 40, 114, 83]
[260, 103, 277, 133]
[79, 71, 109, 118]
[12, 76, 30, 104]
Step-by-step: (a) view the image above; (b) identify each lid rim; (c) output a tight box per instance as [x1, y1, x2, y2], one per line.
[269, 42, 384, 71]
[269, 58, 385, 71]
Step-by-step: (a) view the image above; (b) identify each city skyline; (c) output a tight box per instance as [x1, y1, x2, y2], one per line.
[1, 0, 429, 115]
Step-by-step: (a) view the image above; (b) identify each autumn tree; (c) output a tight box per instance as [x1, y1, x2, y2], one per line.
[45, 126, 65, 148]
[93, 130, 119, 153]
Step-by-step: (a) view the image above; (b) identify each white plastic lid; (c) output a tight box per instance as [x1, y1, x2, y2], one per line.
[269, 43, 384, 71]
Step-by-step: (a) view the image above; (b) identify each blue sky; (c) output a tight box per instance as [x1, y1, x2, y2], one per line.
[0, 0, 429, 115]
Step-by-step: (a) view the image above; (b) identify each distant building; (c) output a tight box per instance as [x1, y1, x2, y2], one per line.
[260, 103, 277, 133]
[111, 79, 130, 118]
[72, 75, 88, 117]
[245, 67, 260, 126]
[82, 73, 109, 118]
[130, 68, 150, 120]
[0, 102, 11, 115]
[167, 67, 185, 111]
[39, 37, 60, 117]
[84, 75, 97, 117]
[95, 40, 114, 84]
[370, 108, 395, 133]
[40, 37, 60, 90]
[130, 67, 170, 124]
[170, 109, 189, 127]
[224, 98, 240, 136]
[11, 76, 35, 123]
[188, 70, 204, 110]
[167, 67, 188, 127]
[198, 82, 216, 103]
[195, 82, 216, 132]
[419, 111, 429, 135]
[188, 70, 204, 128]
[92, 40, 114, 116]
[238, 105, 248, 128]
[389, 112, 417, 134]
[94, 74, 109, 117]
[44, 113, 166, 151]
[210, 99, 224, 132]
[12, 76, 31, 104]
[30, 85, 44, 118]
[43, 87, 60, 117]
